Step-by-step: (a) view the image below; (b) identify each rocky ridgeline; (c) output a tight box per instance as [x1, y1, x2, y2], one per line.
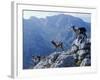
[31, 37, 91, 69]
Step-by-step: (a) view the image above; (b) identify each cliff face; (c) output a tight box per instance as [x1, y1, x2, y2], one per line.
[32, 37, 91, 69]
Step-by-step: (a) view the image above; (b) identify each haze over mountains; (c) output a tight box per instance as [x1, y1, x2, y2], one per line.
[23, 14, 91, 69]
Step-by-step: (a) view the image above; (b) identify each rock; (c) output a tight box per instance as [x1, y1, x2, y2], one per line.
[33, 38, 91, 69]
[80, 57, 91, 66]
[33, 51, 76, 68]
[51, 54, 75, 67]
[33, 52, 61, 69]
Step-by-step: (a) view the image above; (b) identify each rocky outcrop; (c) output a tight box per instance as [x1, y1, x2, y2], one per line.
[32, 37, 91, 69]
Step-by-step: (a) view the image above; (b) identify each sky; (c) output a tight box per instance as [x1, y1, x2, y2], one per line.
[23, 10, 91, 23]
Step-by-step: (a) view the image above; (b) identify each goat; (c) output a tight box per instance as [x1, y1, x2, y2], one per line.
[72, 26, 87, 39]
[51, 40, 64, 51]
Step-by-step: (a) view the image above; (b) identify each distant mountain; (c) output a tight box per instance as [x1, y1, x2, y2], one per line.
[23, 14, 91, 69]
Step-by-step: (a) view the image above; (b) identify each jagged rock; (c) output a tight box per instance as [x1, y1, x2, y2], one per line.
[51, 54, 75, 67]
[33, 38, 91, 69]
[80, 57, 91, 66]
[33, 52, 61, 69]
[33, 52, 76, 69]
